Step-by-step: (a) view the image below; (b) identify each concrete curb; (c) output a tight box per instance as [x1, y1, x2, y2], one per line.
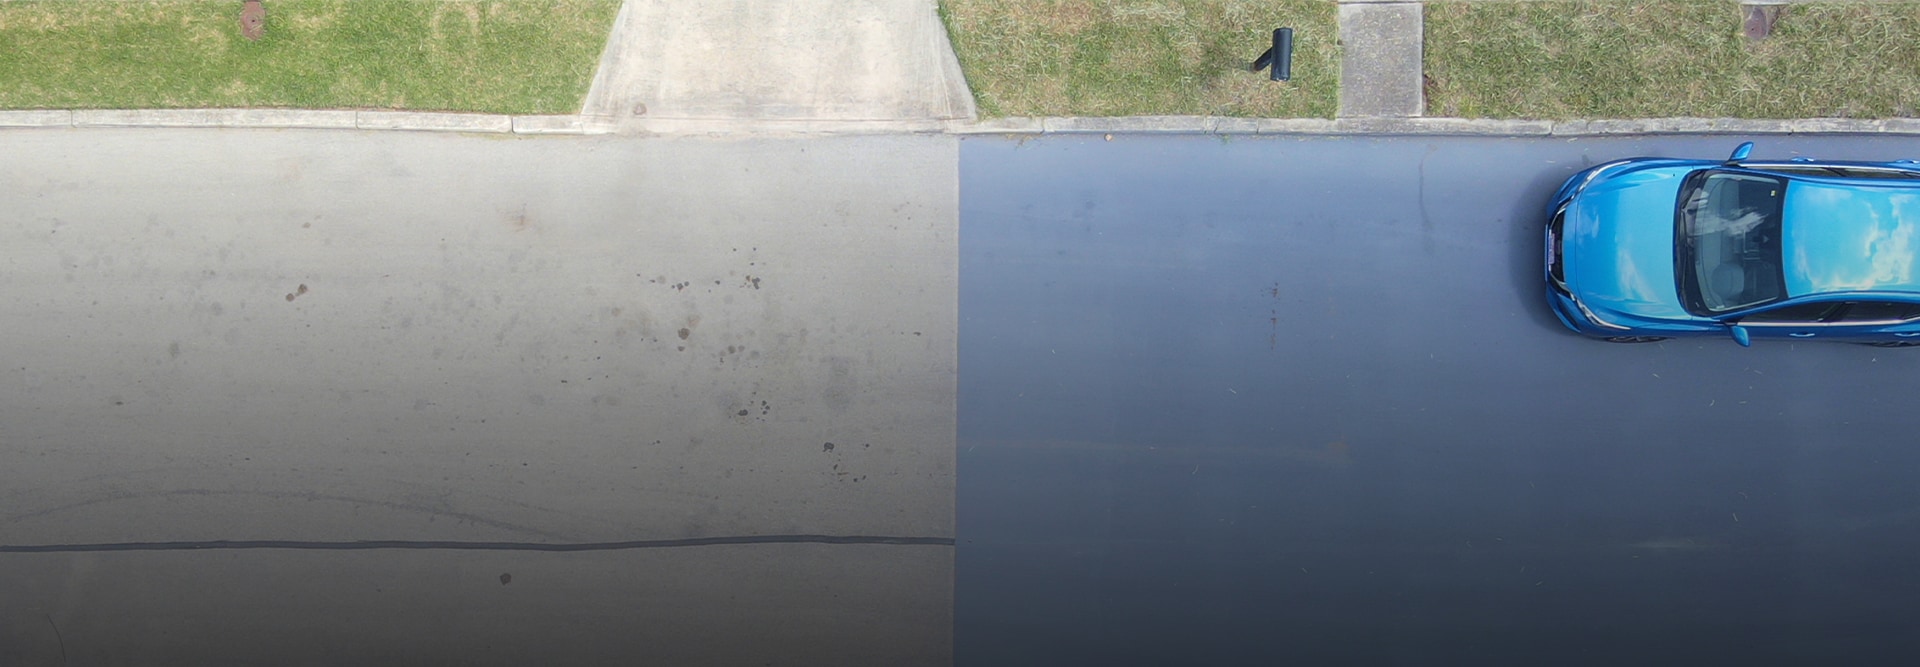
[599, 117, 962, 136]
[0, 110, 74, 128]
[5, 110, 1916, 137]
[951, 116, 1916, 137]
[354, 111, 511, 133]
[72, 109, 358, 129]
[0, 109, 615, 135]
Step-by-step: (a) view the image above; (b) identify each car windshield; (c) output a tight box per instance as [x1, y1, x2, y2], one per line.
[1676, 170, 1787, 314]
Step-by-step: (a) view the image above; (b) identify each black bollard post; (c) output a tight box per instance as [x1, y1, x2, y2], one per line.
[1269, 28, 1293, 81]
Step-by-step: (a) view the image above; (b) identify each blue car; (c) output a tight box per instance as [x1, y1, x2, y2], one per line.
[1547, 142, 1920, 347]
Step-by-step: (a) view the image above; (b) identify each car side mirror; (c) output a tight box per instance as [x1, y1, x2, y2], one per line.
[1726, 142, 1754, 164]
[1728, 325, 1752, 347]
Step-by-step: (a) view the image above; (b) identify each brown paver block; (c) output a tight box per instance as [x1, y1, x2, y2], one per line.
[240, 0, 266, 41]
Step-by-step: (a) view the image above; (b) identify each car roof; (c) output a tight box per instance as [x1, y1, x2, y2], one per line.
[1782, 176, 1920, 297]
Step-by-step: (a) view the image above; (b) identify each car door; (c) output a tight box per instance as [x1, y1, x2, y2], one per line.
[1733, 300, 1920, 342]
[1825, 301, 1920, 342]
[1731, 300, 1845, 341]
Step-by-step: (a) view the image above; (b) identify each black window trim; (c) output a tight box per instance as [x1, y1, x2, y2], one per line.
[1731, 300, 1847, 326]
[1742, 162, 1920, 180]
[1730, 299, 1920, 327]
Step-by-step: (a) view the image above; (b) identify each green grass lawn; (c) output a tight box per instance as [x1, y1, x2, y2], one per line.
[939, 0, 1338, 118]
[0, 0, 621, 114]
[1426, 0, 1920, 119]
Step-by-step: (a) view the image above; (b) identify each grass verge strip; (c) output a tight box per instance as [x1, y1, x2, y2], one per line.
[1426, 0, 1920, 119]
[940, 0, 1338, 118]
[0, 0, 621, 114]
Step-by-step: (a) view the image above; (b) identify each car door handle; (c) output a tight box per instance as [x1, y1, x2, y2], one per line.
[1789, 332, 1817, 337]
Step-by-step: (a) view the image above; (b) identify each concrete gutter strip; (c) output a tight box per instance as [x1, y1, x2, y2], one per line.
[1549, 117, 1911, 136]
[958, 116, 1914, 137]
[0, 110, 627, 135]
[512, 114, 616, 135]
[1040, 116, 1224, 133]
[959, 116, 1337, 135]
[1332, 117, 1546, 135]
[0, 110, 74, 127]
[354, 111, 512, 133]
[0, 110, 949, 135]
[603, 117, 960, 136]
[3, 111, 1917, 136]
[958, 117, 1046, 134]
[73, 109, 358, 129]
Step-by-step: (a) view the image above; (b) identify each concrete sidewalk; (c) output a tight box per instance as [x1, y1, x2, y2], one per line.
[571, 0, 1420, 126]
[1339, 1, 1424, 118]
[580, 0, 975, 133]
[574, 0, 1422, 125]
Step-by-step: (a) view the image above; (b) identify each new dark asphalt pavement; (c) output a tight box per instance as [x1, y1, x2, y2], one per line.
[958, 134, 1920, 666]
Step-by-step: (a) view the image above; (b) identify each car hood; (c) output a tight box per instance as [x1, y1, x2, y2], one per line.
[1562, 166, 1699, 323]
